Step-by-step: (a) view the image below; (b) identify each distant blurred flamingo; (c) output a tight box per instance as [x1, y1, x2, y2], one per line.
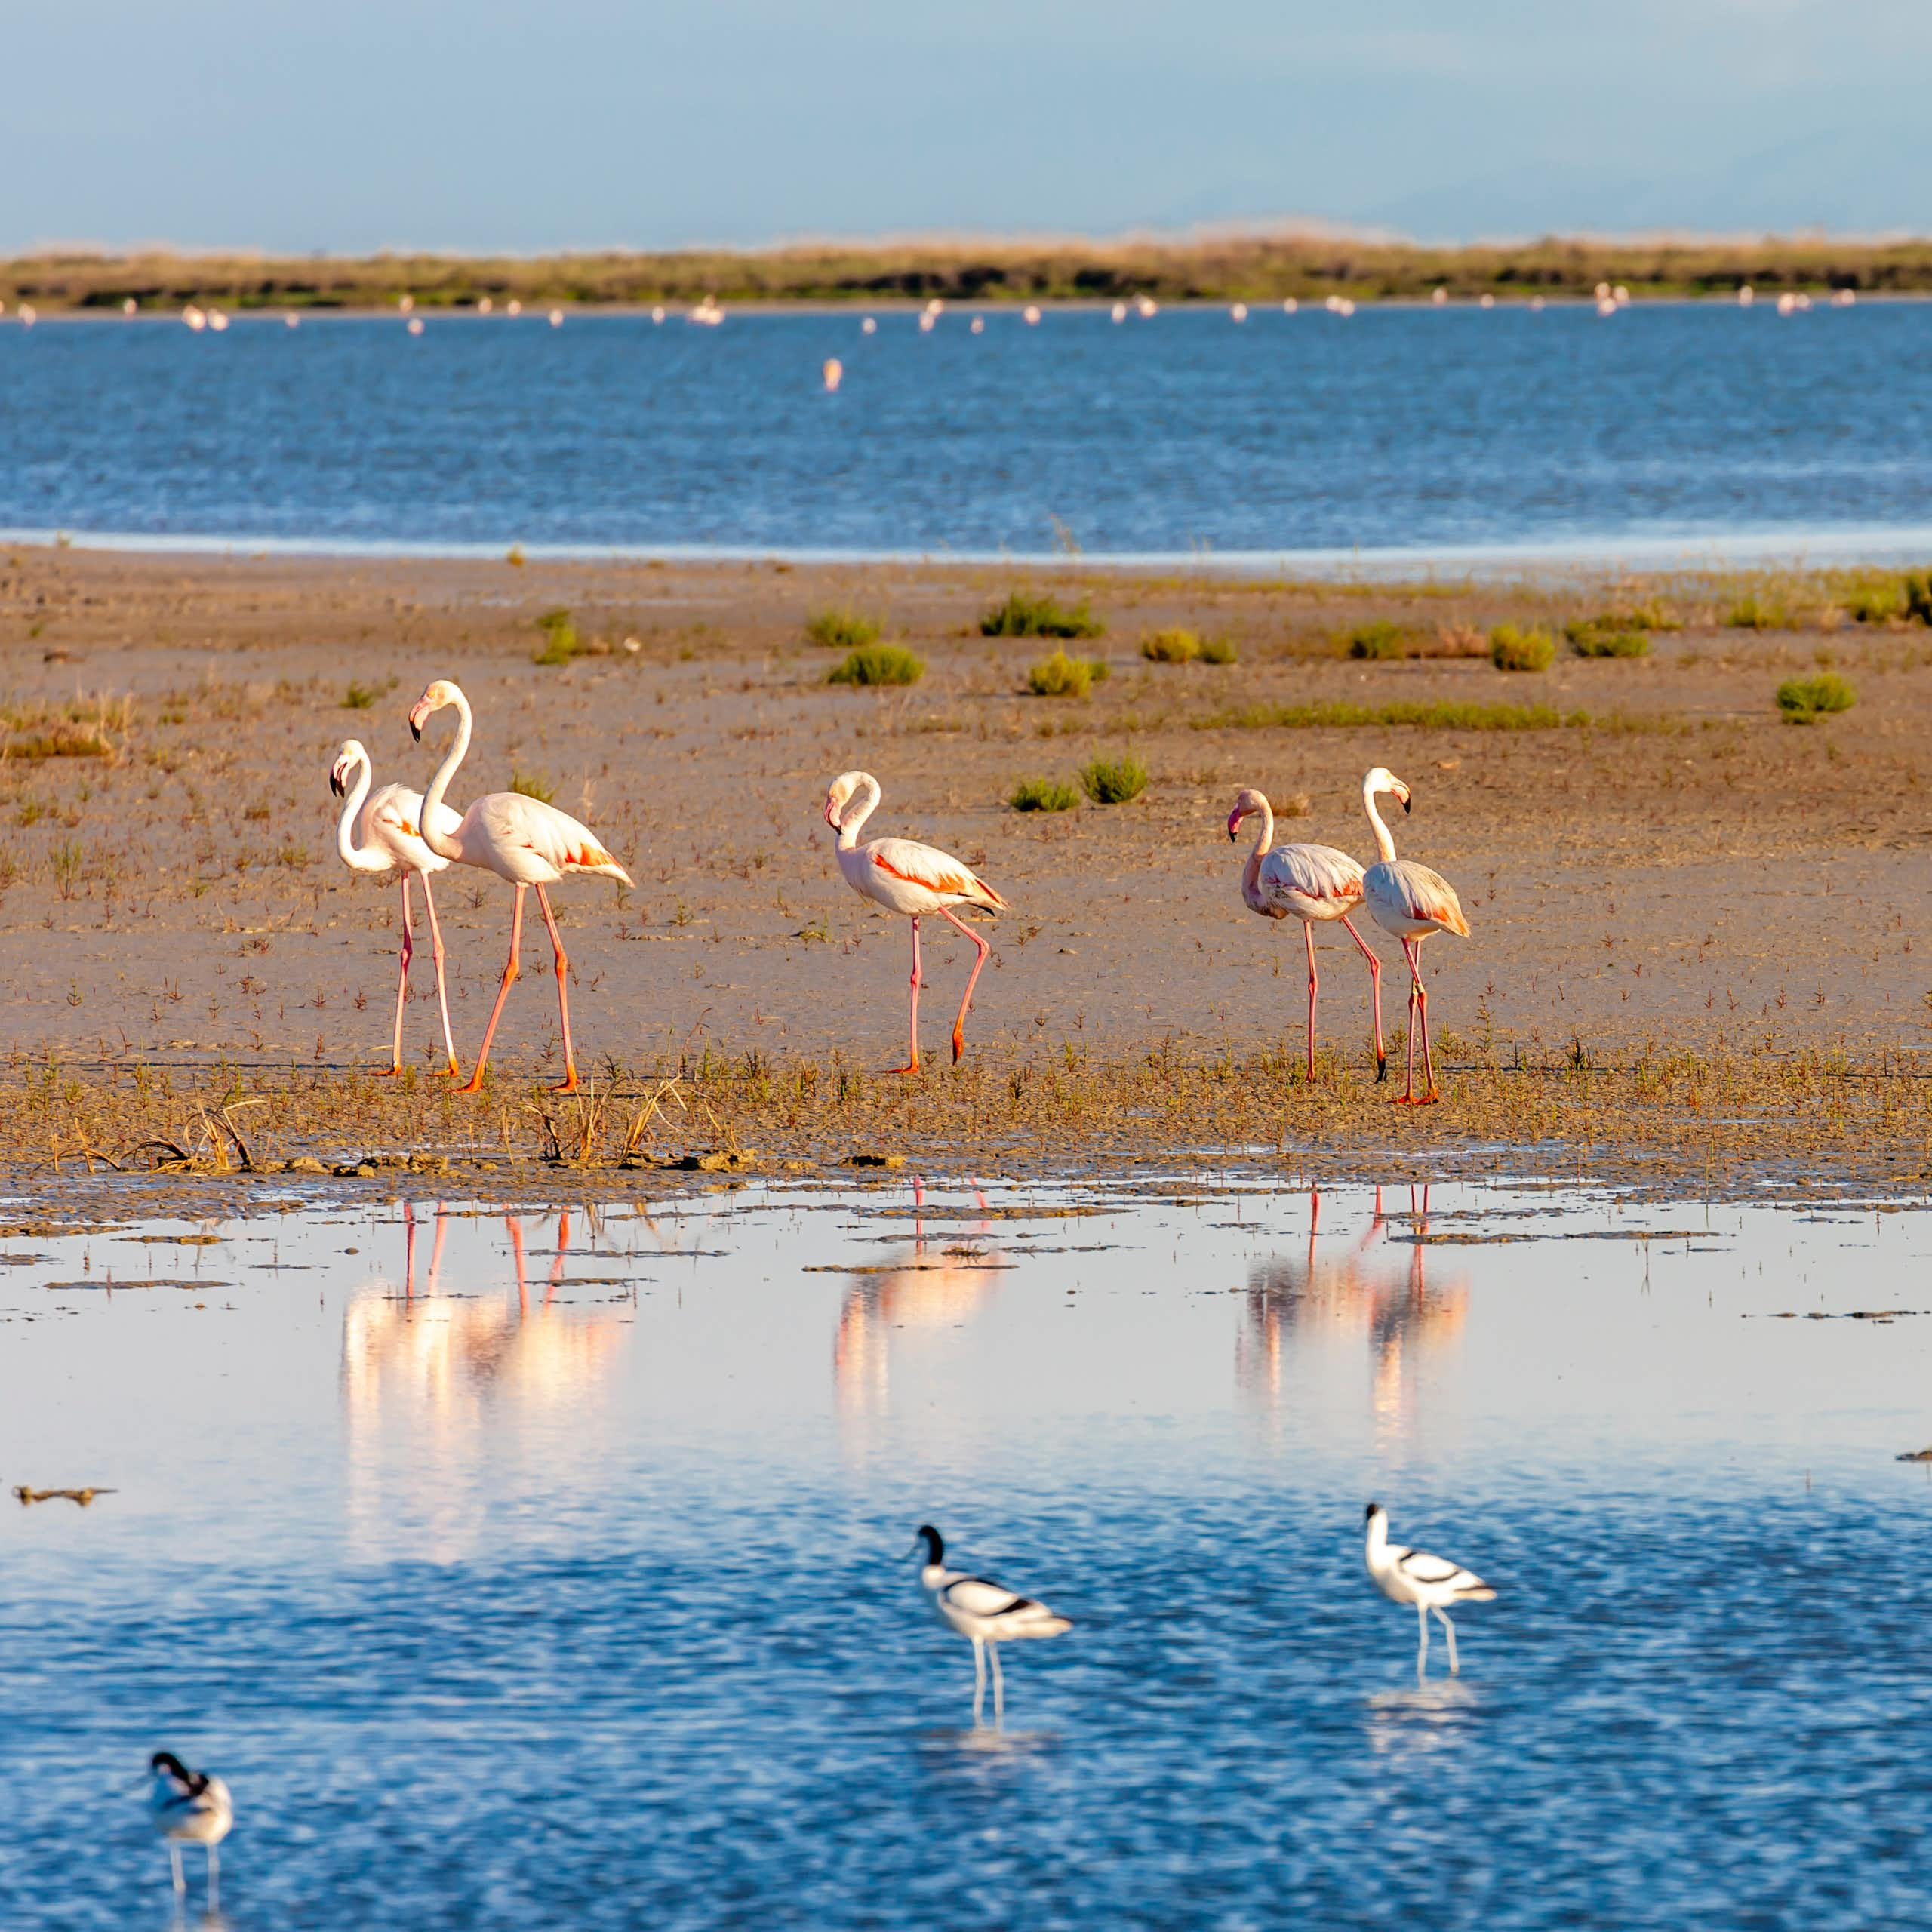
[1360, 768, 1469, 1105]
[1226, 787, 1385, 1081]
[330, 738, 462, 1078]
[823, 771, 1004, 1072]
[408, 681, 633, 1094]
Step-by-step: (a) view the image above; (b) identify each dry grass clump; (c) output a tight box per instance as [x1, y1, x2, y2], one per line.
[533, 608, 580, 665]
[1344, 620, 1409, 660]
[804, 607, 882, 649]
[1490, 623, 1556, 672]
[1026, 648, 1109, 697]
[1142, 627, 1201, 663]
[981, 590, 1104, 638]
[2, 694, 132, 763]
[1565, 619, 1649, 658]
[828, 644, 924, 687]
[1201, 698, 1581, 731]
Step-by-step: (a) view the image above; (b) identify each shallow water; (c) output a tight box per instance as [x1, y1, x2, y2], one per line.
[5, 303, 1932, 565]
[4, 1177, 1930, 1929]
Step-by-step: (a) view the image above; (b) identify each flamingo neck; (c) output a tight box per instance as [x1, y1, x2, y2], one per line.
[335, 752, 383, 872]
[420, 693, 472, 862]
[1363, 781, 1398, 864]
[1241, 799, 1275, 896]
[837, 774, 881, 851]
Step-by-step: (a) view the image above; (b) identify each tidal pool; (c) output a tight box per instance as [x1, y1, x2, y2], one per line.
[2, 1176, 1928, 1929]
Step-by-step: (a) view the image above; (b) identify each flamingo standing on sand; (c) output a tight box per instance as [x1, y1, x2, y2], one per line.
[408, 680, 633, 1094]
[1227, 787, 1386, 1081]
[1360, 768, 1469, 1105]
[330, 738, 463, 1077]
[823, 771, 1004, 1073]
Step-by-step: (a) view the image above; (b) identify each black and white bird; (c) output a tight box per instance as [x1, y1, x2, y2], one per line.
[911, 1524, 1072, 1723]
[148, 1750, 233, 1903]
[1363, 1502, 1497, 1676]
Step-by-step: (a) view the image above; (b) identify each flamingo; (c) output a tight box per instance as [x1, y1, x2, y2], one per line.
[330, 738, 462, 1078]
[823, 771, 1004, 1073]
[1360, 768, 1469, 1105]
[1226, 786, 1386, 1081]
[408, 680, 633, 1094]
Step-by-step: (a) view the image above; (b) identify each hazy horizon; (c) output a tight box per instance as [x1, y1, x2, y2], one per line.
[5, 2, 1927, 255]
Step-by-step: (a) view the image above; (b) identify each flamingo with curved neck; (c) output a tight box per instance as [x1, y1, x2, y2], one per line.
[824, 770, 1005, 1072]
[329, 738, 461, 1076]
[1227, 786, 1386, 1081]
[409, 680, 634, 1094]
[1358, 767, 1470, 1104]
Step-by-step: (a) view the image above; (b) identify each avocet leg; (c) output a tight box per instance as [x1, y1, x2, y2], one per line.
[168, 1844, 185, 1894]
[971, 1636, 986, 1725]
[207, 1843, 220, 1909]
[1416, 1600, 1430, 1677]
[989, 1642, 1005, 1724]
[1436, 1607, 1460, 1675]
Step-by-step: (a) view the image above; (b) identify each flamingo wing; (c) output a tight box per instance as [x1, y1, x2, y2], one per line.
[1255, 841, 1366, 914]
[866, 837, 1005, 911]
[472, 792, 635, 886]
[1380, 859, 1470, 936]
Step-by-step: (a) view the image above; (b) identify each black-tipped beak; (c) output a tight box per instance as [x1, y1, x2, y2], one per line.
[329, 769, 343, 797]
[410, 719, 423, 743]
[1401, 796, 1411, 814]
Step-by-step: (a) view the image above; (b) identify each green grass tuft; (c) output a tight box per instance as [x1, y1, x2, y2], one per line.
[342, 681, 379, 709]
[533, 608, 580, 665]
[1009, 776, 1081, 812]
[510, 770, 557, 802]
[827, 643, 925, 687]
[1197, 698, 1588, 731]
[1141, 627, 1201, 663]
[1344, 620, 1408, 660]
[804, 607, 882, 650]
[981, 590, 1105, 638]
[1726, 594, 1789, 630]
[1078, 752, 1149, 804]
[1027, 648, 1108, 697]
[1490, 623, 1556, 672]
[1565, 620, 1649, 658]
[1776, 673, 1856, 723]
[1907, 573, 1932, 625]
[1198, 635, 1239, 665]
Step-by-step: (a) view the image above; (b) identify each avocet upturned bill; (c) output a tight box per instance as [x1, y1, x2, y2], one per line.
[1364, 1502, 1497, 1675]
[912, 1524, 1072, 1722]
[149, 1750, 234, 1903]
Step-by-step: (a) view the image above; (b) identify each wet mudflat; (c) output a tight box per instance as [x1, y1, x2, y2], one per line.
[3, 1176, 1930, 1930]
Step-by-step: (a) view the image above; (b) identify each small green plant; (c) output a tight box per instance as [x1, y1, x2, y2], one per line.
[1727, 593, 1788, 630]
[511, 770, 558, 801]
[1490, 623, 1556, 672]
[804, 607, 882, 650]
[1906, 572, 1932, 625]
[1009, 777, 1081, 812]
[1141, 628, 1201, 663]
[533, 608, 579, 666]
[1027, 648, 1108, 697]
[1776, 673, 1856, 723]
[980, 590, 1104, 638]
[827, 644, 925, 687]
[1078, 752, 1149, 804]
[342, 681, 378, 709]
[1842, 580, 1906, 624]
[1345, 620, 1407, 660]
[1198, 635, 1239, 665]
[1565, 620, 1649, 658]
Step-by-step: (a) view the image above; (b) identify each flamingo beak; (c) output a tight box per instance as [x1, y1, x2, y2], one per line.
[1226, 808, 1244, 842]
[329, 764, 344, 797]
[824, 796, 839, 828]
[408, 701, 429, 743]
[1401, 793, 1411, 815]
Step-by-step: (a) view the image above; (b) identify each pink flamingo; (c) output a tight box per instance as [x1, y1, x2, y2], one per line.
[1228, 787, 1386, 1081]
[408, 680, 634, 1094]
[1360, 767, 1469, 1105]
[330, 738, 462, 1077]
[823, 770, 1005, 1073]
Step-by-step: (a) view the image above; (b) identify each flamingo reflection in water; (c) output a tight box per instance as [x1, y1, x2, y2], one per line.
[1238, 1186, 1468, 1435]
[835, 1179, 1006, 1426]
[342, 1203, 629, 1557]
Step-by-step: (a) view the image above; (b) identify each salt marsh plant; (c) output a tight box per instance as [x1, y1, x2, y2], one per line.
[1009, 777, 1081, 812]
[1345, 620, 1408, 660]
[511, 770, 558, 802]
[827, 644, 924, 687]
[533, 608, 580, 665]
[1726, 593, 1789, 630]
[1198, 636, 1239, 665]
[342, 681, 378, 709]
[1141, 628, 1201, 663]
[804, 608, 882, 649]
[1199, 698, 1584, 731]
[1027, 648, 1109, 697]
[1775, 673, 1856, 723]
[980, 591, 1104, 638]
[1565, 620, 1649, 658]
[1490, 623, 1556, 672]
[1078, 752, 1149, 804]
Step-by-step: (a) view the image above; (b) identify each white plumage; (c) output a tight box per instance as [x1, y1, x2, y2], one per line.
[149, 1751, 233, 1903]
[1364, 1502, 1497, 1676]
[913, 1524, 1071, 1722]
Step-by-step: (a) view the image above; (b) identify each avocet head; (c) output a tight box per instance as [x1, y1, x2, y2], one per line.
[329, 739, 368, 798]
[1226, 786, 1268, 841]
[1364, 767, 1411, 814]
[1364, 1501, 1384, 1524]
[824, 770, 866, 829]
[150, 1750, 198, 1793]
[408, 680, 462, 741]
[909, 1523, 943, 1565]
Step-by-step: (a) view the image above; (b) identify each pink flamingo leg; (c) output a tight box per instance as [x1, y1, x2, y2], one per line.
[1302, 921, 1319, 1081]
[1340, 914, 1387, 1081]
[426, 1208, 447, 1291]
[402, 1200, 417, 1297]
[507, 1214, 529, 1315]
[548, 1208, 570, 1307]
[1392, 938, 1420, 1103]
[533, 883, 577, 1093]
[417, 871, 461, 1077]
[937, 906, 991, 1065]
[461, 884, 524, 1095]
[887, 918, 923, 1075]
[377, 874, 414, 1076]
[1412, 936, 1440, 1102]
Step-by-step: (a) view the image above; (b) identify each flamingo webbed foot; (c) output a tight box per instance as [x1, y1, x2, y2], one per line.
[883, 1058, 921, 1076]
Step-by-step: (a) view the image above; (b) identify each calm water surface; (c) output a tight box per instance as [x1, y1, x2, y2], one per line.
[4, 305, 1932, 564]
[3, 1177, 1929, 1929]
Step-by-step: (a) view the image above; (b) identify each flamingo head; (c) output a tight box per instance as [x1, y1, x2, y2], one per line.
[329, 740, 368, 798]
[1364, 766, 1411, 814]
[824, 770, 866, 829]
[1226, 787, 1268, 841]
[408, 679, 462, 741]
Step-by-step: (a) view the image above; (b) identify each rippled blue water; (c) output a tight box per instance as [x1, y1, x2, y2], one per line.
[2, 1179, 1928, 1929]
[5, 303, 1932, 565]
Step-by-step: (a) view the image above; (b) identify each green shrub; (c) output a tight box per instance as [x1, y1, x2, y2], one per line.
[533, 608, 579, 665]
[1078, 752, 1149, 804]
[980, 590, 1105, 638]
[804, 607, 882, 649]
[1843, 581, 1906, 624]
[1490, 623, 1556, 672]
[1027, 648, 1108, 697]
[1776, 673, 1856, 723]
[1345, 620, 1407, 660]
[1141, 627, 1201, 663]
[1565, 621, 1649, 658]
[342, 681, 378, 709]
[1198, 636, 1239, 665]
[1726, 594, 1788, 630]
[827, 644, 925, 687]
[1906, 573, 1932, 625]
[1009, 777, 1081, 812]
[510, 770, 556, 802]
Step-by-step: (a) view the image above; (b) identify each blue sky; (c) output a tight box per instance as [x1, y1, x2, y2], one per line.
[5, 1, 1927, 251]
